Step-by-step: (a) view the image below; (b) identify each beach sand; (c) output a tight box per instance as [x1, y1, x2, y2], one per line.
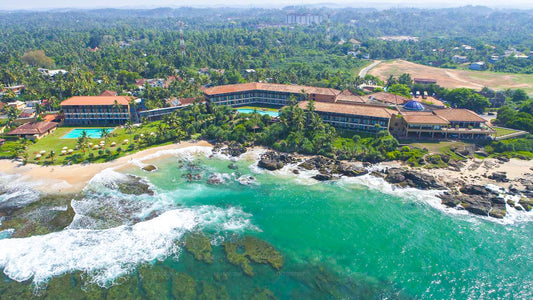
[410, 158, 533, 190]
[0, 141, 213, 194]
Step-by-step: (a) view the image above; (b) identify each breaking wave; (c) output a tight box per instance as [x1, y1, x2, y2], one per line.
[0, 205, 254, 286]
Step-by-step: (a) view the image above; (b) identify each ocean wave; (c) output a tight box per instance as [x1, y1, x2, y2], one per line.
[0, 205, 255, 287]
[0, 173, 41, 209]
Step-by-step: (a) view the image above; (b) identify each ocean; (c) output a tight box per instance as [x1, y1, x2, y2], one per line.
[0, 146, 531, 299]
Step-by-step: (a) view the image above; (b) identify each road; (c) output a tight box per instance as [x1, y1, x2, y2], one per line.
[358, 60, 381, 78]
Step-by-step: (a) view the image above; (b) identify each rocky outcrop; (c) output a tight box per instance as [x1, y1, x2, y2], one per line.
[336, 163, 368, 177]
[117, 175, 154, 196]
[312, 174, 332, 181]
[439, 184, 507, 218]
[258, 151, 295, 171]
[213, 142, 247, 157]
[488, 172, 508, 182]
[299, 157, 368, 179]
[383, 168, 444, 190]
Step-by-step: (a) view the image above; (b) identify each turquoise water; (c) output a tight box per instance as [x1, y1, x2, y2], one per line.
[61, 128, 113, 139]
[236, 108, 279, 117]
[0, 148, 531, 299]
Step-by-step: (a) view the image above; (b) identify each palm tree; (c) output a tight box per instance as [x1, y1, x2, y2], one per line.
[77, 130, 89, 153]
[100, 128, 111, 144]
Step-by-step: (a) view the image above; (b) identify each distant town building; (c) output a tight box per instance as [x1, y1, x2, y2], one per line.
[100, 90, 118, 97]
[452, 55, 469, 64]
[37, 68, 68, 77]
[414, 78, 437, 85]
[469, 62, 486, 71]
[286, 13, 323, 25]
[7, 100, 26, 110]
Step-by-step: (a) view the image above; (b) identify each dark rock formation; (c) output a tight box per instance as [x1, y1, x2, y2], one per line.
[312, 174, 332, 181]
[258, 152, 294, 171]
[117, 175, 154, 196]
[440, 184, 507, 218]
[337, 163, 368, 177]
[383, 168, 444, 190]
[488, 172, 509, 182]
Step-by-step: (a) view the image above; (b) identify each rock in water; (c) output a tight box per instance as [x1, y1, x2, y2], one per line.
[258, 151, 294, 171]
[313, 174, 332, 181]
[116, 175, 154, 195]
[142, 165, 157, 172]
[207, 173, 225, 185]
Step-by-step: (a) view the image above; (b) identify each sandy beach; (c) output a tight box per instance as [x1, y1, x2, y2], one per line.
[0, 140, 213, 194]
[407, 158, 533, 191]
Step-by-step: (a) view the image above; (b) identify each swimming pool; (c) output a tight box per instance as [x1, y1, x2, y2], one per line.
[61, 128, 113, 139]
[236, 108, 279, 117]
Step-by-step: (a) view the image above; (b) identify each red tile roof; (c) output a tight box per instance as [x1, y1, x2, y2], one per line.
[8, 122, 58, 135]
[434, 109, 486, 123]
[202, 83, 341, 97]
[100, 90, 117, 96]
[299, 101, 394, 119]
[60, 96, 133, 106]
[402, 112, 449, 125]
[367, 92, 410, 105]
[336, 90, 366, 104]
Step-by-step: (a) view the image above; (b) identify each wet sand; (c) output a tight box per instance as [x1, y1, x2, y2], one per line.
[0, 141, 213, 194]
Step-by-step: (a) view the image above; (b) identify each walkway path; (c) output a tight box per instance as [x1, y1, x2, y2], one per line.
[358, 60, 382, 78]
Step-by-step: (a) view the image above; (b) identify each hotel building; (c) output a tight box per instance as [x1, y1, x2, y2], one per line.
[60, 96, 142, 126]
[202, 83, 495, 139]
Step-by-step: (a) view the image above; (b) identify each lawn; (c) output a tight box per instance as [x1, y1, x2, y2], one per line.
[24, 122, 167, 165]
[406, 141, 469, 160]
[493, 127, 520, 138]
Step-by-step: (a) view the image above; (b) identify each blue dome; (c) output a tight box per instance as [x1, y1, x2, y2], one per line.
[403, 100, 425, 111]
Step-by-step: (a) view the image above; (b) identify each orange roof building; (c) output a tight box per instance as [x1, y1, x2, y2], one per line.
[366, 92, 410, 105]
[8, 121, 58, 140]
[299, 101, 394, 132]
[390, 109, 494, 140]
[60, 96, 139, 126]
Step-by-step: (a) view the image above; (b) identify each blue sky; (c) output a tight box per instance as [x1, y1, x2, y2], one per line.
[1, 0, 531, 10]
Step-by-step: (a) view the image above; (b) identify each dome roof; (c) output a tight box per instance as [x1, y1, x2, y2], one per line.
[403, 100, 425, 111]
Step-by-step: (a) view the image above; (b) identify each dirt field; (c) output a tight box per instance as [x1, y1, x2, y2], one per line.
[369, 60, 533, 96]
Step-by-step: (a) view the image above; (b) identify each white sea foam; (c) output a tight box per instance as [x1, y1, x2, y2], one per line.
[0, 173, 40, 208]
[0, 205, 254, 286]
[131, 146, 213, 164]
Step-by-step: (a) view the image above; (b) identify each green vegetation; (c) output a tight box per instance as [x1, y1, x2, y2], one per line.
[495, 100, 533, 133]
[485, 137, 533, 159]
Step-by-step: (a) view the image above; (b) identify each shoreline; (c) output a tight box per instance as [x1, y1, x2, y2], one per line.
[1, 141, 532, 213]
[0, 140, 213, 194]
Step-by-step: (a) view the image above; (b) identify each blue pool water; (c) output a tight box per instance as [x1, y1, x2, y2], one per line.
[236, 108, 279, 117]
[61, 128, 113, 139]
